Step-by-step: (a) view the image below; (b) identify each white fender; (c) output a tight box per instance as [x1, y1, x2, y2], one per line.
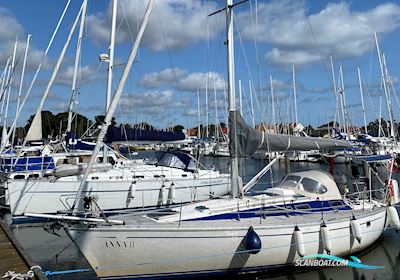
[388, 179, 400, 205]
[158, 185, 167, 206]
[294, 226, 305, 257]
[167, 183, 176, 205]
[129, 181, 136, 198]
[350, 217, 362, 243]
[321, 223, 332, 254]
[125, 181, 136, 207]
[387, 206, 400, 230]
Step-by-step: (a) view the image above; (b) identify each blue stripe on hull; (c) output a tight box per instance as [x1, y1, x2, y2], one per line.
[187, 200, 351, 221]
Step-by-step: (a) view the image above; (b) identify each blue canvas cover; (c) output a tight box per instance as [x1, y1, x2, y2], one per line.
[65, 132, 95, 151]
[105, 126, 185, 143]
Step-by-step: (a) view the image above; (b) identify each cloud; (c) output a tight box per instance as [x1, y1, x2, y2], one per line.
[299, 95, 331, 104]
[178, 71, 226, 92]
[0, 8, 53, 72]
[138, 68, 186, 88]
[236, 1, 400, 67]
[32, 91, 67, 102]
[346, 102, 362, 109]
[117, 90, 197, 125]
[182, 108, 197, 117]
[48, 101, 69, 112]
[139, 67, 226, 92]
[266, 77, 292, 91]
[119, 90, 175, 111]
[31, 89, 197, 125]
[55, 64, 103, 86]
[87, 0, 224, 52]
[306, 86, 332, 94]
[0, 8, 23, 42]
[265, 49, 322, 67]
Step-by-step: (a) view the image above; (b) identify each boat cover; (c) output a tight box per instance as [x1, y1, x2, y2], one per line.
[229, 111, 352, 157]
[105, 126, 185, 144]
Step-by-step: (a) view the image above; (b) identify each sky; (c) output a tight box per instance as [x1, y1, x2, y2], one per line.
[0, 0, 400, 131]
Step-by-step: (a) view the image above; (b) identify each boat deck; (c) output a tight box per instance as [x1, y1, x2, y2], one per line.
[106, 200, 383, 229]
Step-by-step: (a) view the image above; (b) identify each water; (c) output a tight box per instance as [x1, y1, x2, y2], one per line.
[7, 154, 400, 280]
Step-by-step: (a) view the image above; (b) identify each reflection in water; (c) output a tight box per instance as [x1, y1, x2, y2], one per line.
[253, 229, 400, 280]
[7, 154, 400, 280]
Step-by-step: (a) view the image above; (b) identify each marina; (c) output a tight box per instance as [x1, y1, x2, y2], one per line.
[2, 157, 400, 280]
[1, 0, 400, 279]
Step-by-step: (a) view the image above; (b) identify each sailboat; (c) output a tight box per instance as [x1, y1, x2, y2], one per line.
[1, 0, 230, 223]
[27, 1, 400, 279]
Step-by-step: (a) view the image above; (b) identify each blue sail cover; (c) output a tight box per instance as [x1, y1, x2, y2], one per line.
[105, 126, 185, 144]
[65, 132, 95, 151]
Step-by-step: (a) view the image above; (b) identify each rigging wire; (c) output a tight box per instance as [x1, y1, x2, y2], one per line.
[249, 0, 266, 125]
[305, 16, 332, 83]
[233, 12, 262, 124]
[152, 3, 190, 130]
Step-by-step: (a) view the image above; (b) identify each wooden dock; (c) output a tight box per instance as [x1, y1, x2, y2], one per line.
[0, 222, 46, 280]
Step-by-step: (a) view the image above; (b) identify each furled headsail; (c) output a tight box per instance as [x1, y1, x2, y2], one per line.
[229, 111, 352, 157]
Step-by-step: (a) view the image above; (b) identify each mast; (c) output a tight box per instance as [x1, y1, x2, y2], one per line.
[205, 84, 209, 139]
[102, 0, 117, 162]
[374, 30, 395, 138]
[214, 83, 219, 141]
[67, 0, 88, 133]
[357, 67, 368, 135]
[340, 66, 351, 135]
[1, 62, 11, 146]
[292, 65, 298, 125]
[12, 34, 31, 145]
[23, 2, 84, 145]
[330, 56, 338, 130]
[0, 59, 10, 125]
[379, 96, 382, 137]
[339, 65, 347, 136]
[270, 75, 276, 133]
[106, 0, 117, 111]
[226, 0, 239, 197]
[71, 0, 154, 212]
[382, 53, 395, 139]
[3, 38, 18, 146]
[238, 79, 243, 115]
[249, 79, 255, 128]
[0, 58, 11, 125]
[0, 0, 71, 152]
[197, 90, 201, 139]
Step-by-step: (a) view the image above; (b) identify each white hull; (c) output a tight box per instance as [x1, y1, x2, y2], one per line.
[333, 155, 351, 164]
[251, 150, 280, 160]
[5, 174, 230, 217]
[286, 150, 321, 162]
[68, 208, 387, 279]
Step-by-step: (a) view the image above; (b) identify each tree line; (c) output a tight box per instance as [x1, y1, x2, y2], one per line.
[6, 110, 398, 141]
